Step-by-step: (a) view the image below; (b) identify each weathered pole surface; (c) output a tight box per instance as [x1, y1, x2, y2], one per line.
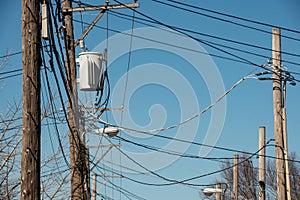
[233, 154, 239, 200]
[21, 0, 41, 199]
[259, 126, 266, 200]
[272, 27, 286, 200]
[62, 0, 89, 199]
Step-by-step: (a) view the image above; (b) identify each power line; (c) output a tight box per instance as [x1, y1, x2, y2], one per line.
[153, 0, 300, 43]
[73, 18, 256, 65]
[112, 0, 291, 79]
[153, 0, 300, 66]
[0, 68, 22, 75]
[91, 149, 209, 187]
[101, 159, 207, 191]
[117, 1, 254, 67]
[113, 0, 300, 85]
[116, 8, 136, 200]
[108, 10, 300, 67]
[90, 77, 300, 165]
[0, 73, 22, 81]
[110, 9, 300, 61]
[96, 135, 272, 187]
[120, 9, 135, 126]
[91, 73, 265, 135]
[114, 135, 234, 163]
[73, 18, 300, 79]
[93, 160, 212, 192]
[0, 51, 22, 59]
[87, 12, 300, 80]
[114, 134, 287, 177]
[92, 174, 148, 200]
[47, 1, 84, 154]
[41, 43, 70, 167]
[165, 0, 300, 35]
[1, 16, 297, 83]
[97, 119, 300, 164]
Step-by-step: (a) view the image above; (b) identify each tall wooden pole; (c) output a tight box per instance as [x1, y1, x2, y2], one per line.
[233, 154, 238, 200]
[272, 27, 286, 200]
[21, 0, 41, 199]
[92, 174, 97, 200]
[62, 0, 89, 199]
[215, 182, 221, 200]
[61, 2, 139, 199]
[282, 82, 291, 200]
[80, 106, 90, 200]
[259, 126, 266, 200]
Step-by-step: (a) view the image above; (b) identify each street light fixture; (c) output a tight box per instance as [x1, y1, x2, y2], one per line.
[92, 127, 119, 137]
[203, 188, 224, 196]
[203, 182, 228, 200]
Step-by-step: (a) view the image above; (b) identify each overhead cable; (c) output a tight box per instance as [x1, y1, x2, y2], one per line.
[0, 51, 22, 59]
[96, 136, 273, 186]
[110, 9, 300, 60]
[112, 0, 288, 77]
[153, 0, 300, 42]
[165, 0, 300, 35]
[109, 10, 300, 67]
[91, 73, 260, 134]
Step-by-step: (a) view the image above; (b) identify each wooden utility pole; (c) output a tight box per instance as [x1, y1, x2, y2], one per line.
[233, 154, 238, 200]
[282, 80, 291, 200]
[60, 2, 139, 199]
[272, 27, 287, 200]
[80, 106, 90, 200]
[92, 174, 97, 200]
[21, 0, 41, 199]
[62, 0, 89, 199]
[283, 108, 291, 200]
[259, 126, 266, 200]
[215, 182, 221, 200]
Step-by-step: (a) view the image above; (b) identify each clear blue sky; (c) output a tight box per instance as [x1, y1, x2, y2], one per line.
[1, 0, 300, 199]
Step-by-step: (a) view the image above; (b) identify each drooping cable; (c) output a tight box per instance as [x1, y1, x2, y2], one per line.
[40, 39, 69, 168]
[94, 73, 259, 134]
[72, 19, 300, 80]
[153, 0, 300, 42]
[49, 0, 82, 151]
[119, 7, 136, 200]
[100, 135, 273, 186]
[43, 72, 68, 170]
[112, 0, 286, 78]
[114, 135, 233, 163]
[0, 51, 22, 59]
[165, 0, 300, 35]
[109, 10, 300, 66]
